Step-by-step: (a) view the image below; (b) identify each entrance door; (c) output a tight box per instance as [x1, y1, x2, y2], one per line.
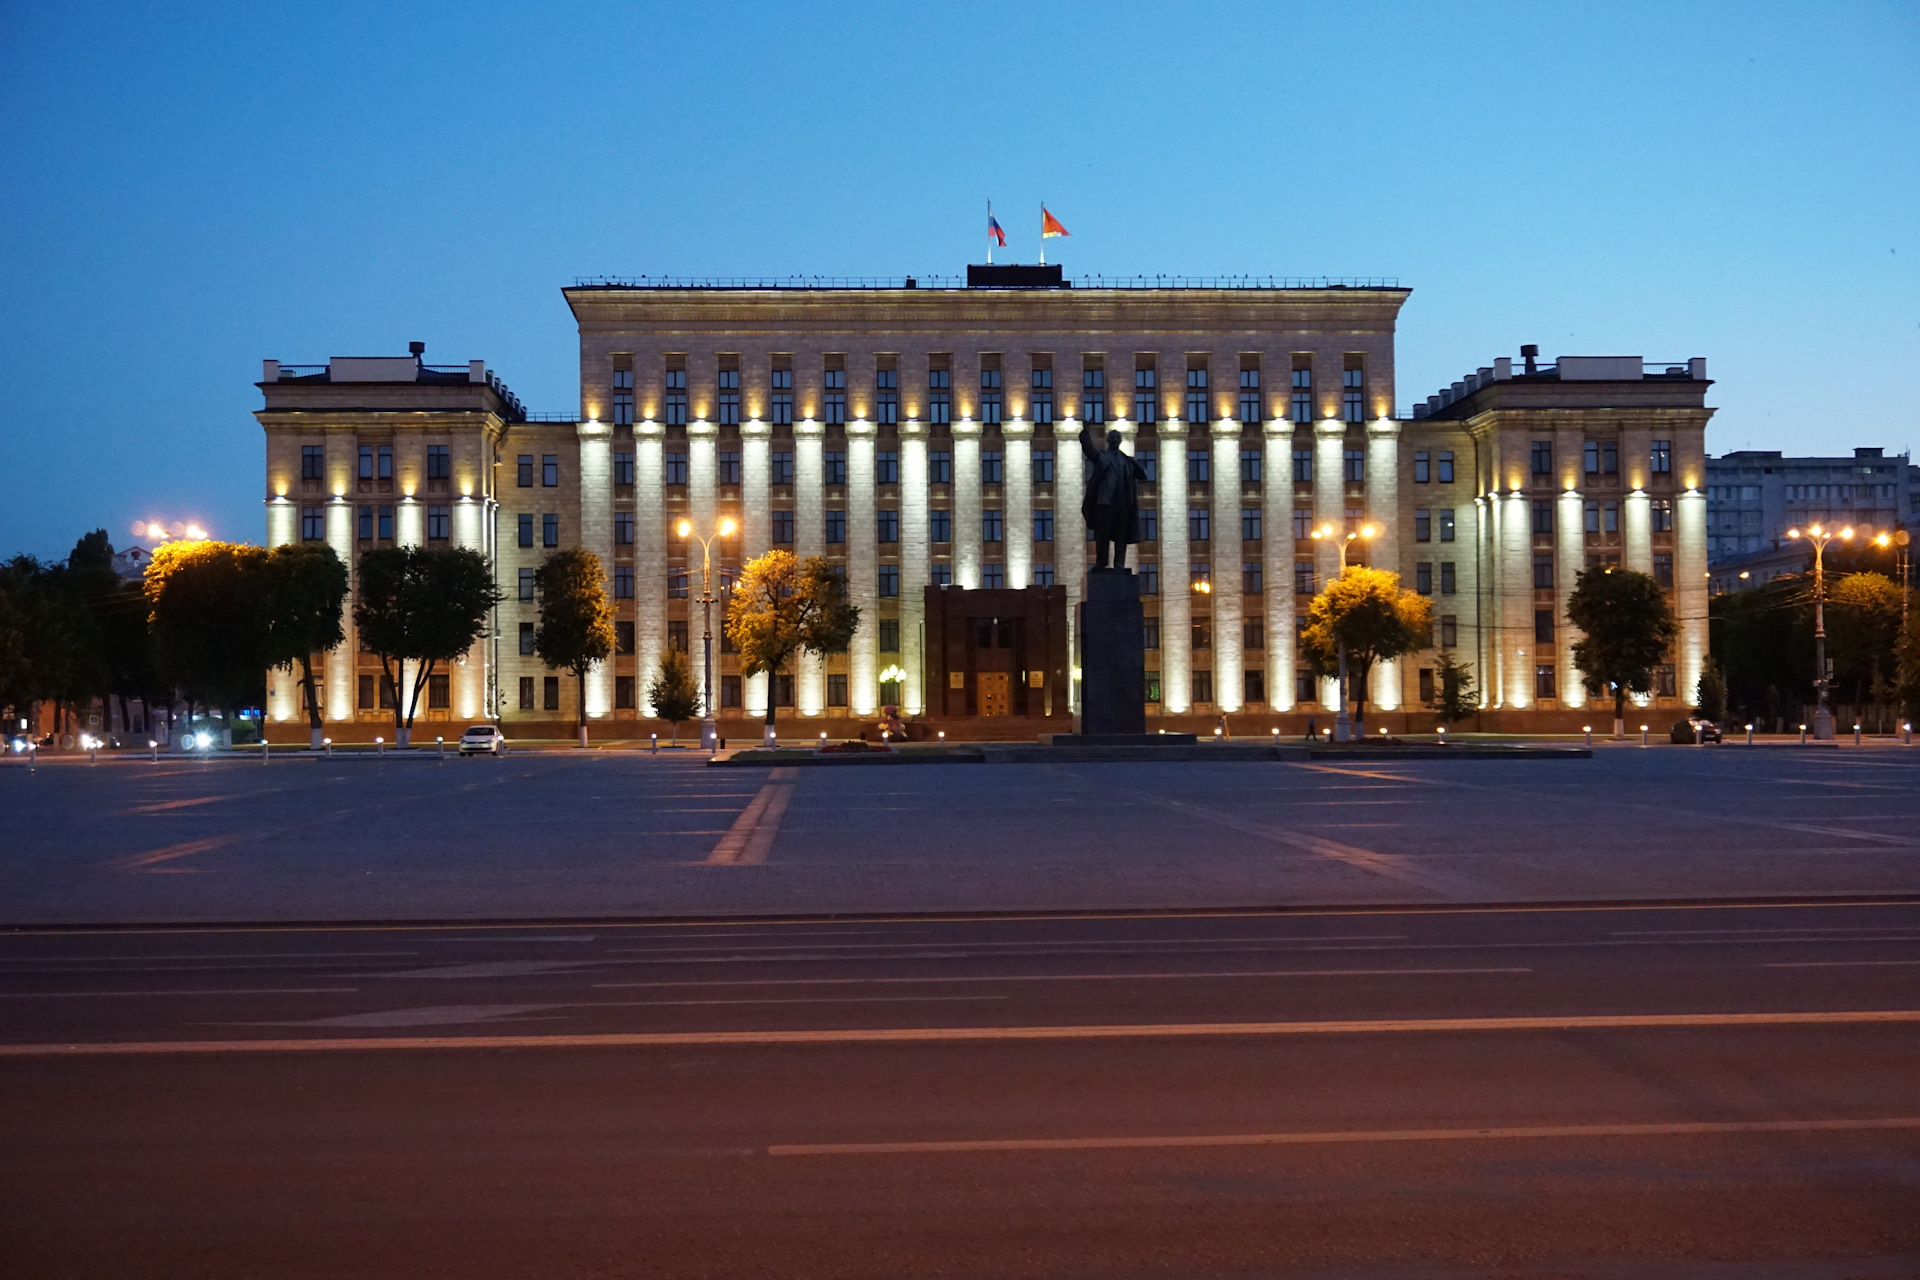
[978, 672, 1012, 716]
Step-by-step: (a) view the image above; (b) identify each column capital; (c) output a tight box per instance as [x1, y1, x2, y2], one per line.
[794, 418, 824, 438]
[1262, 417, 1295, 439]
[740, 419, 771, 439]
[686, 419, 717, 439]
[898, 418, 928, 438]
[1313, 418, 1347, 439]
[635, 420, 666, 439]
[577, 419, 613, 439]
[951, 417, 983, 438]
[1209, 417, 1243, 439]
[1364, 417, 1402, 440]
[845, 418, 877, 437]
[1000, 418, 1034, 439]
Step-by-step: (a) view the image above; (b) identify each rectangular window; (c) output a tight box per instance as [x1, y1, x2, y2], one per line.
[426, 505, 449, 540]
[1651, 498, 1673, 533]
[1189, 509, 1210, 542]
[1187, 449, 1210, 484]
[931, 509, 951, 542]
[1438, 451, 1455, 484]
[1191, 622, 1212, 651]
[1440, 614, 1458, 648]
[1293, 508, 1311, 539]
[615, 675, 635, 710]
[982, 509, 1004, 542]
[1416, 562, 1432, 595]
[878, 564, 899, 597]
[517, 514, 533, 547]
[1034, 449, 1054, 483]
[1531, 441, 1553, 476]
[1536, 664, 1556, 700]
[981, 450, 1003, 485]
[876, 450, 899, 485]
[717, 365, 740, 426]
[376, 506, 392, 540]
[929, 450, 952, 485]
[519, 622, 535, 656]
[544, 676, 561, 711]
[1297, 670, 1316, 704]
[1295, 561, 1316, 596]
[1140, 562, 1159, 595]
[1244, 668, 1265, 703]
[820, 449, 844, 486]
[1185, 365, 1209, 423]
[1418, 667, 1435, 704]
[982, 562, 1005, 589]
[1344, 448, 1365, 483]
[1139, 452, 1157, 483]
[771, 365, 794, 426]
[1142, 617, 1161, 650]
[1293, 446, 1312, 483]
[518, 455, 533, 487]
[1030, 364, 1054, 426]
[717, 450, 740, 485]
[300, 506, 323, 541]
[1341, 366, 1365, 423]
[1034, 563, 1054, 587]
[1655, 663, 1676, 697]
[721, 675, 742, 708]
[664, 366, 688, 426]
[301, 445, 324, 481]
[879, 619, 901, 652]
[614, 512, 634, 545]
[542, 514, 559, 547]
[876, 509, 900, 542]
[1440, 561, 1456, 595]
[824, 510, 846, 544]
[1145, 671, 1162, 703]
[1034, 509, 1054, 542]
[1651, 439, 1672, 474]
[1291, 390, 1313, 424]
[1241, 508, 1261, 540]
[1532, 500, 1554, 535]
[1243, 562, 1262, 594]
[1081, 364, 1105, 424]
[540, 455, 557, 487]
[927, 365, 952, 425]
[518, 568, 535, 602]
[665, 452, 689, 486]
[518, 676, 534, 711]
[613, 451, 634, 487]
[358, 505, 374, 541]
[668, 620, 688, 651]
[614, 566, 633, 599]
[357, 445, 374, 481]
[612, 388, 636, 427]
[771, 450, 794, 485]
[1133, 364, 1157, 424]
[1244, 618, 1264, 651]
[775, 673, 795, 707]
[1534, 610, 1554, 645]
[874, 367, 898, 426]
[1439, 509, 1456, 543]
[1603, 501, 1619, 534]
[1413, 451, 1430, 484]
[979, 362, 1002, 425]
[1139, 509, 1158, 542]
[423, 672, 449, 710]
[1585, 501, 1600, 534]
[1653, 552, 1673, 588]
[1192, 669, 1214, 704]
[1533, 555, 1553, 589]
[1239, 367, 1262, 424]
[1415, 508, 1432, 542]
[930, 563, 951, 587]
[426, 444, 450, 484]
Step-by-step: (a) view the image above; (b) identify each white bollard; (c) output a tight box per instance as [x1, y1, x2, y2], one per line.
[436, 736, 445, 761]
[1799, 723, 1808, 746]
[1745, 723, 1754, 746]
[1640, 724, 1649, 747]
[149, 739, 158, 763]
[651, 733, 658, 754]
[1583, 725, 1592, 747]
[261, 740, 269, 765]
[376, 737, 385, 756]
[1853, 723, 1862, 747]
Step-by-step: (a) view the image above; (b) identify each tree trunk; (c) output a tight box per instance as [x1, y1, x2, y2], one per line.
[763, 676, 778, 747]
[1613, 685, 1628, 740]
[299, 656, 324, 750]
[577, 669, 589, 748]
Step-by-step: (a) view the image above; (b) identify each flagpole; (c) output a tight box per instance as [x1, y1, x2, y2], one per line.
[986, 198, 993, 265]
[1038, 201, 1045, 266]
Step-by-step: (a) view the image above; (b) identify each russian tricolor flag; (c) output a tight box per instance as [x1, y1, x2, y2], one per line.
[987, 214, 1006, 247]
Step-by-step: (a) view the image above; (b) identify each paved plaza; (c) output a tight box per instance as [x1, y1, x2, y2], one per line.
[3, 745, 1918, 924]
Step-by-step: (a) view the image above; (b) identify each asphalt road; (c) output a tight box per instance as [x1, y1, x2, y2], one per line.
[5, 900, 1919, 1277]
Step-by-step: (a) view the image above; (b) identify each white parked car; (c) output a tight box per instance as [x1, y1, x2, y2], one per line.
[458, 724, 508, 756]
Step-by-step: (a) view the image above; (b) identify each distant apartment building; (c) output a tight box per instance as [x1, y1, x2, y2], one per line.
[256, 270, 1713, 733]
[1705, 447, 1916, 566]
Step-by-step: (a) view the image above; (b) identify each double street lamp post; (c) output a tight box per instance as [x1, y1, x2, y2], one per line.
[1787, 523, 1851, 741]
[1309, 522, 1378, 743]
[676, 517, 736, 751]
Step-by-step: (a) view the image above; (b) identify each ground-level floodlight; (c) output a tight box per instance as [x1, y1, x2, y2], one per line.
[1746, 723, 1755, 746]
[1854, 723, 1863, 746]
[323, 737, 333, 757]
[1438, 726, 1448, 744]
[1905, 722, 1913, 746]
[436, 736, 445, 760]
[938, 731, 946, 742]
[650, 733, 658, 754]
[1639, 724, 1649, 747]
[1799, 723, 1808, 746]
[149, 740, 158, 763]
[1583, 725, 1592, 747]
[261, 740, 269, 764]
[375, 736, 385, 755]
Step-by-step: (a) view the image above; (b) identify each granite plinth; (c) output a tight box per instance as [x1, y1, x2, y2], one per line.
[1078, 568, 1145, 736]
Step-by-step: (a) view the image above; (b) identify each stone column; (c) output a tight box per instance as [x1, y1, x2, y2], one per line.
[324, 496, 354, 724]
[1054, 422, 1085, 714]
[846, 419, 878, 716]
[1365, 418, 1402, 711]
[1475, 495, 1497, 708]
[452, 495, 487, 720]
[1502, 491, 1533, 708]
[1557, 489, 1586, 706]
[1623, 490, 1653, 575]
[794, 420, 825, 715]
[1003, 419, 1033, 589]
[265, 498, 298, 723]
[952, 419, 983, 589]
[578, 420, 614, 720]
[688, 419, 718, 543]
[1675, 488, 1709, 708]
[1210, 419, 1243, 712]
[1157, 423, 1191, 713]
[1262, 421, 1295, 710]
[739, 420, 771, 717]
[1313, 420, 1347, 710]
[899, 421, 930, 716]
[634, 421, 667, 716]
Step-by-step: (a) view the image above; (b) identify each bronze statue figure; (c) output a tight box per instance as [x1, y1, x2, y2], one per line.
[1080, 424, 1149, 570]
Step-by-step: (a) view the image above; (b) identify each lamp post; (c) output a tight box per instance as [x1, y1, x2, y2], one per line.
[676, 516, 737, 751]
[1309, 521, 1378, 743]
[1787, 523, 1852, 741]
[1876, 530, 1911, 635]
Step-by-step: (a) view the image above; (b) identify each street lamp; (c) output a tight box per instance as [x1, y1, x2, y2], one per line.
[676, 516, 737, 750]
[1309, 521, 1379, 742]
[1786, 523, 1852, 741]
[1874, 530, 1911, 635]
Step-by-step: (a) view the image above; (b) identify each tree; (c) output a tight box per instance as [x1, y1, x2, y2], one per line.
[354, 546, 500, 747]
[1427, 650, 1478, 726]
[1299, 566, 1432, 734]
[724, 551, 860, 746]
[1711, 576, 1810, 729]
[145, 540, 269, 726]
[533, 547, 616, 748]
[648, 648, 701, 746]
[1825, 572, 1903, 710]
[259, 543, 350, 749]
[1895, 607, 1920, 720]
[1694, 658, 1729, 724]
[1567, 566, 1678, 739]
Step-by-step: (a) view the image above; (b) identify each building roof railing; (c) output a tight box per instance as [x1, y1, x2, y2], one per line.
[569, 274, 1401, 291]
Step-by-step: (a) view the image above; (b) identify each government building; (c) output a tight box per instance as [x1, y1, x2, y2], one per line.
[257, 266, 1714, 737]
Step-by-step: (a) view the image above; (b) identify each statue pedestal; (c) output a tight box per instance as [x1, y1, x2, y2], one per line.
[1078, 568, 1146, 736]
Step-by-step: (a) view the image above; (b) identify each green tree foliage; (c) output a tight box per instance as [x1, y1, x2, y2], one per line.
[648, 647, 702, 745]
[259, 543, 350, 747]
[1300, 566, 1432, 729]
[145, 539, 269, 719]
[1894, 607, 1920, 718]
[1694, 658, 1729, 724]
[1427, 650, 1478, 725]
[533, 547, 616, 745]
[1710, 576, 1810, 727]
[0, 556, 93, 726]
[1825, 572, 1903, 708]
[1567, 566, 1678, 734]
[354, 546, 500, 746]
[724, 551, 860, 735]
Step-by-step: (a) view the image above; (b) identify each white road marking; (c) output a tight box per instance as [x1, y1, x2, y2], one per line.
[769, 1116, 1920, 1157]
[706, 767, 797, 865]
[603, 935, 1409, 955]
[593, 967, 1531, 989]
[1765, 959, 1920, 968]
[5, 1008, 1914, 1057]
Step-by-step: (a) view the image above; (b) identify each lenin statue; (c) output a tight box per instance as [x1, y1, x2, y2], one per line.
[1080, 425, 1149, 570]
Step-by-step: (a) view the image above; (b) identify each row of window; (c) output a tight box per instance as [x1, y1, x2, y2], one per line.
[299, 445, 451, 484]
[1526, 440, 1674, 477]
[302, 505, 452, 542]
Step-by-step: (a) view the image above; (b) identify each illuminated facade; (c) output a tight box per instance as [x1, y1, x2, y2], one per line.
[258, 276, 1713, 732]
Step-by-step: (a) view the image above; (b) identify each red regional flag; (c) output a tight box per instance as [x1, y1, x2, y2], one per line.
[1041, 206, 1070, 238]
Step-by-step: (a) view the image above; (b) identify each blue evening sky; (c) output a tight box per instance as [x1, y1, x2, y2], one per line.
[2, 0, 1915, 559]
